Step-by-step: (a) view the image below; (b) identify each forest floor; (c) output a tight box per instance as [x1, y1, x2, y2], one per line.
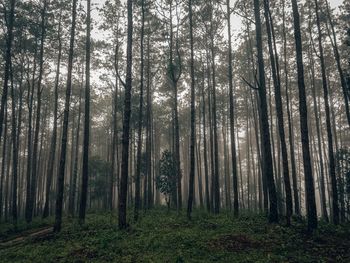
[0, 208, 350, 262]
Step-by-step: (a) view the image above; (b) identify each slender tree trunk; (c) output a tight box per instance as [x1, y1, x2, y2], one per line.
[253, 0, 278, 223]
[263, 0, 292, 225]
[28, 0, 48, 223]
[54, 0, 78, 232]
[250, 91, 263, 212]
[282, 0, 300, 216]
[79, 0, 92, 225]
[69, 89, 82, 217]
[0, 0, 15, 141]
[308, 42, 329, 221]
[146, 79, 152, 209]
[0, 109, 8, 221]
[196, 130, 203, 208]
[187, 0, 196, 220]
[206, 50, 215, 212]
[111, 41, 120, 211]
[25, 43, 38, 223]
[291, 0, 318, 231]
[43, 10, 62, 218]
[134, 0, 145, 221]
[226, 0, 239, 216]
[237, 131, 244, 209]
[222, 116, 231, 210]
[314, 0, 339, 224]
[201, 74, 210, 212]
[118, 0, 133, 229]
[210, 1, 220, 214]
[10, 63, 18, 226]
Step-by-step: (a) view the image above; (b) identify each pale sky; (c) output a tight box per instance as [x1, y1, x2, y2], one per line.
[90, 0, 344, 41]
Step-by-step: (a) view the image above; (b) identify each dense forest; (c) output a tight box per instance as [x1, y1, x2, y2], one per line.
[0, 0, 349, 262]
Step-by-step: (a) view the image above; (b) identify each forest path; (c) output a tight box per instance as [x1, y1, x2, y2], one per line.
[0, 226, 53, 249]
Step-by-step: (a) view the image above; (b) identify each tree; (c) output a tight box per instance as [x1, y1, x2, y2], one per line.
[156, 150, 177, 210]
[262, 0, 292, 225]
[43, 5, 63, 219]
[0, 0, 16, 142]
[26, 0, 48, 224]
[324, 0, 350, 129]
[187, 0, 196, 220]
[54, 0, 78, 233]
[79, 0, 92, 225]
[314, 0, 339, 225]
[253, 0, 278, 223]
[226, 0, 239, 216]
[135, 0, 146, 221]
[10, 62, 18, 226]
[291, 0, 318, 231]
[209, 0, 220, 214]
[166, 0, 183, 211]
[118, 0, 134, 229]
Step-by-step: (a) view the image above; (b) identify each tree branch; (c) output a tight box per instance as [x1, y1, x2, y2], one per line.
[241, 76, 259, 91]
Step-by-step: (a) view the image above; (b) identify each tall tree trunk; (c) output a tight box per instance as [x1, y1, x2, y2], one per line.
[43, 9, 62, 218]
[210, 1, 220, 214]
[25, 43, 38, 223]
[187, 0, 196, 220]
[146, 76, 152, 209]
[196, 128, 203, 208]
[314, 0, 339, 224]
[206, 50, 215, 212]
[0, 0, 15, 141]
[118, 0, 133, 229]
[69, 88, 82, 217]
[10, 63, 18, 226]
[54, 0, 78, 232]
[253, 0, 278, 223]
[201, 74, 210, 212]
[226, 0, 239, 216]
[134, 0, 145, 221]
[308, 40, 329, 221]
[222, 115, 231, 210]
[27, 0, 48, 223]
[79, 0, 92, 224]
[291, 0, 318, 231]
[111, 42, 120, 211]
[263, 0, 292, 225]
[282, 0, 300, 216]
[0, 108, 8, 220]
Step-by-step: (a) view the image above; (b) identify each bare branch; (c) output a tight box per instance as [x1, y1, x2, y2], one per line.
[241, 76, 259, 91]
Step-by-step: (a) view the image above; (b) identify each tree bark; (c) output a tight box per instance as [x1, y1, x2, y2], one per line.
[226, 0, 239, 216]
[79, 0, 92, 225]
[291, 0, 318, 231]
[0, 0, 15, 142]
[314, 0, 339, 224]
[28, 0, 48, 223]
[263, 0, 292, 225]
[118, 0, 133, 229]
[187, 0, 196, 220]
[134, 0, 145, 221]
[54, 0, 78, 232]
[43, 9, 63, 218]
[253, 0, 278, 223]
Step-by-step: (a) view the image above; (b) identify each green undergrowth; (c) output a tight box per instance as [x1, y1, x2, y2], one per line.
[0, 208, 349, 262]
[0, 216, 54, 242]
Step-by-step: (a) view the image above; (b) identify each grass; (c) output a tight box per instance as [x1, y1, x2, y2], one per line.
[0, 208, 349, 262]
